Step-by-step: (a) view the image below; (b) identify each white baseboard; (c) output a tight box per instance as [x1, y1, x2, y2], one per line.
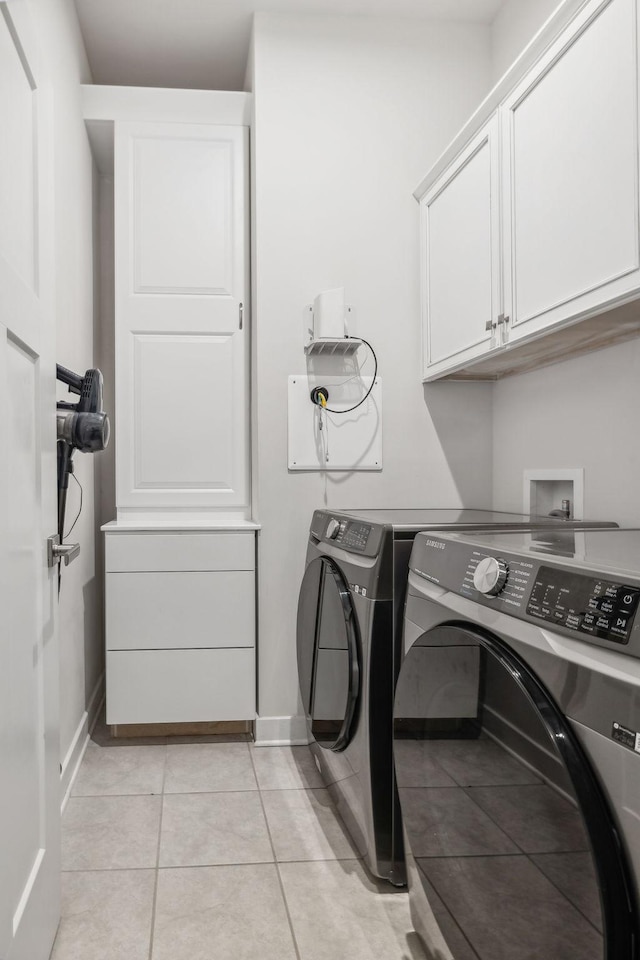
[60, 673, 105, 812]
[254, 714, 309, 746]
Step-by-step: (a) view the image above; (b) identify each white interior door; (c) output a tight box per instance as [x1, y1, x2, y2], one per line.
[0, 3, 60, 959]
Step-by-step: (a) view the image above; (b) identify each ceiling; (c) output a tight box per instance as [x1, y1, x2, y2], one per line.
[73, 0, 505, 92]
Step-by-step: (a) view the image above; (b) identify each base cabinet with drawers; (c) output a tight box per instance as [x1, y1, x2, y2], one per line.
[104, 528, 256, 724]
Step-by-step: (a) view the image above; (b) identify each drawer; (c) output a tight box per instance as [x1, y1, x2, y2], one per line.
[106, 648, 255, 724]
[105, 531, 255, 572]
[106, 571, 255, 650]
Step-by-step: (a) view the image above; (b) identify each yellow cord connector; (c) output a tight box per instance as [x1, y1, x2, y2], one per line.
[310, 386, 329, 407]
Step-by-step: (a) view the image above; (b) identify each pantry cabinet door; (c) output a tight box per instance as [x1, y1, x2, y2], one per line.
[114, 121, 249, 516]
[419, 116, 502, 380]
[503, 0, 640, 343]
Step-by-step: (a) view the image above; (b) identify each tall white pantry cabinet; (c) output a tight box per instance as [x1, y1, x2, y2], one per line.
[89, 92, 256, 725]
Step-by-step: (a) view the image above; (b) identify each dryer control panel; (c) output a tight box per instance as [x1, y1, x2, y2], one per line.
[310, 510, 385, 558]
[527, 567, 640, 645]
[330, 519, 372, 552]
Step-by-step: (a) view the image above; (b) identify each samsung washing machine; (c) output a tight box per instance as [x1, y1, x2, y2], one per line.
[394, 527, 640, 959]
[296, 508, 617, 887]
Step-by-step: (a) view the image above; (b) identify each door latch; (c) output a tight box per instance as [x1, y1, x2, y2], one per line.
[47, 534, 81, 568]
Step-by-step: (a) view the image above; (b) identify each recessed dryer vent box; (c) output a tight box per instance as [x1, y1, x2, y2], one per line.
[523, 468, 584, 520]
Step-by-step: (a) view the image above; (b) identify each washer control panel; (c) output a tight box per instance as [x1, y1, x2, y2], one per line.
[410, 532, 640, 657]
[473, 556, 509, 596]
[461, 551, 534, 610]
[527, 567, 640, 645]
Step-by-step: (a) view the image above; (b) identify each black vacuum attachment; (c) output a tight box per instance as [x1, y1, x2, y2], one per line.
[56, 364, 110, 542]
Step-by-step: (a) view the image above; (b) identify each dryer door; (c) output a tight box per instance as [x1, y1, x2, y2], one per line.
[393, 622, 637, 960]
[297, 556, 360, 752]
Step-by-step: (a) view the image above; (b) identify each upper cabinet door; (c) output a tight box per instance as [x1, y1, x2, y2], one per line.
[114, 122, 249, 516]
[503, 0, 640, 342]
[419, 116, 502, 380]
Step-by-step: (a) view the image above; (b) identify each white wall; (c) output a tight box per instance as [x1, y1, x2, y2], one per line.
[31, 0, 104, 784]
[489, 0, 640, 527]
[490, 0, 561, 83]
[252, 13, 494, 733]
[491, 342, 640, 524]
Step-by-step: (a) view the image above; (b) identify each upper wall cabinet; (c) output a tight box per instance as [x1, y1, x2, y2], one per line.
[417, 0, 640, 381]
[115, 121, 250, 516]
[504, 0, 638, 341]
[420, 117, 503, 379]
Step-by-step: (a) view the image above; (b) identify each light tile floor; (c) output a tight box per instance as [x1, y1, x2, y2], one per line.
[52, 737, 426, 960]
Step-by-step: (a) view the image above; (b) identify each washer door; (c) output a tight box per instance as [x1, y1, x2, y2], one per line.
[393, 622, 637, 960]
[297, 556, 360, 752]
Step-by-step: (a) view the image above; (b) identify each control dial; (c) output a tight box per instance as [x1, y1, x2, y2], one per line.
[473, 556, 509, 596]
[326, 518, 341, 540]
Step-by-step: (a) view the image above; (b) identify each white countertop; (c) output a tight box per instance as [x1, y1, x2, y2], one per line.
[101, 519, 260, 532]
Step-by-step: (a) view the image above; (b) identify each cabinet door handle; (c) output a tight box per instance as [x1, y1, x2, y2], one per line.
[497, 313, 510, 325]
[239, 302, 244, 330]
[485, 320, 494, 331]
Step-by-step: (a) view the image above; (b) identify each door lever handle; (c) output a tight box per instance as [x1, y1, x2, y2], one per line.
[47, 535, 81, 567]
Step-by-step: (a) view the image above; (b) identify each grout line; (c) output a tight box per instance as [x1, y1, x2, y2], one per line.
[258, 785, 329, 793]
[70, 791, 165, 799]
[414, 849, 589, 860]
[62, 742, 416, 958]
[459, 783, 589, 857]
[163, 787, 262, 798]
[148, 743, 168, 960]
[248, 746, 303, 960]
[60, 853, 365, 874]
[420, 782, 594, 926]
[154, 861, 278, 871]
[60, 866, 159, 874]
[523, 850, 602, 933]
[71, 787, 259, 799]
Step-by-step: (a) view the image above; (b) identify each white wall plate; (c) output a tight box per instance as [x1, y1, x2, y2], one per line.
[288, 375, 382, 471]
